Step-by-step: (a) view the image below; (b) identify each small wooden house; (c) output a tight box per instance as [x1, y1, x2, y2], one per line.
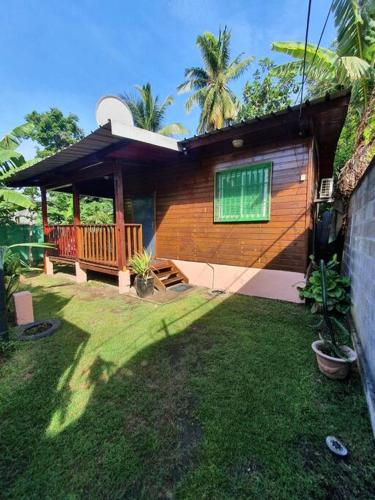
[8, 92, 350, 301]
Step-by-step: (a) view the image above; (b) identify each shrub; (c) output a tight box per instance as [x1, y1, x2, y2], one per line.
[298, 254, 351, 315]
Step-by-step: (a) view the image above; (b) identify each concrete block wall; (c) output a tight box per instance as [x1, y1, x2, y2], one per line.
[343, 158, 375, 434]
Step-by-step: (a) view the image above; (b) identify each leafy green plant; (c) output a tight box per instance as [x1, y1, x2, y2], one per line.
[317, 259, 351, 359]
[298, 254, 351, 315]
[128, 250, 153, 279]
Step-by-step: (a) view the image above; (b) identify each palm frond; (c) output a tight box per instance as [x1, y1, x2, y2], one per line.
[338, 55, 371, 82]
[185, 88, 208, 113]
[225, 56, 254, 81]
[196, 32, 220, 76]
[158, 123, 189, 136]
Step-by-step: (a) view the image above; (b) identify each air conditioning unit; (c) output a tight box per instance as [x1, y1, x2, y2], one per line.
[319, 178, 334, 199]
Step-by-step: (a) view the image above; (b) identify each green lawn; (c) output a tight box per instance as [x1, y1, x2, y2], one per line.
[0, 273, 374, 499]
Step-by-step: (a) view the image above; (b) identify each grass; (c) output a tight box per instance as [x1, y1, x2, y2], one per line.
[0, 272, 374, 499]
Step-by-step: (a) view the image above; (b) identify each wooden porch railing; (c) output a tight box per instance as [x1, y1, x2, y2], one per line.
[46, 223, 142, 268]
[47, 225, 76, 259]
[77, 224, 117, 267]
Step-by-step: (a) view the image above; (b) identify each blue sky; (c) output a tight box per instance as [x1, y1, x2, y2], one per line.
[1, 0, 336, 158]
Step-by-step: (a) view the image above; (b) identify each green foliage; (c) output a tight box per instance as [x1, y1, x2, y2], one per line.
[298, 255, 351, 315]
[80, 198, 113, 224]
[238, 58, 299, 121]
[318, 259, 351, 359]
[333, 106, 360, 175]
[3, 250, 23, 307]
[178, 26, 253, 132]
[0, 242, 54, 335]
[24, 108, 84, 158]
[45, 193, 114, 225]
[128, 249, 153, 278]
[0, 125, 36, 222]
[272, 0, 375, 115]
[121, 83, 188, 136]
[45, 192, 73, 224]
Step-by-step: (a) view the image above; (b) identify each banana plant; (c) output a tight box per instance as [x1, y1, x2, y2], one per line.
[271, 0, 375, 113]
[0, 123, 36, 210]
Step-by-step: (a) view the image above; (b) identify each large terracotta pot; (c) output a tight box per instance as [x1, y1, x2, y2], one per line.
[311, 340, 357, 380]
[134, 275, 154, 298]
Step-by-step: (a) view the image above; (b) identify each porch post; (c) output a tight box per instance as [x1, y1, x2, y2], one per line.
[41, 187, 53, 275]
[114, 163, 126, 270]
[72, 184, 80, 226]
[72, 184, 87, 283]
[113, 162, 130, 293]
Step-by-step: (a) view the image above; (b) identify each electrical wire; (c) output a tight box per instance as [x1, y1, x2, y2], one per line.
[295, 0, 334, 107]
[299, 0, 313, 119]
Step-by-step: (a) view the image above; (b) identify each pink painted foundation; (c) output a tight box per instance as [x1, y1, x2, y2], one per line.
[170, 259, 305, 303]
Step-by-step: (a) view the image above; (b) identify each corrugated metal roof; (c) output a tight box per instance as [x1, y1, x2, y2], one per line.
[180, 90, 351, 145]
[7, 90, 350, 186]
[8, 122, 124, 185]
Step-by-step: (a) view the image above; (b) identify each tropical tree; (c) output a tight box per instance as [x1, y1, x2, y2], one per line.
[238, 58, 299, 121]
[24, 108, 84, 158]
[178, 26, 253, 132]
[121, 83, 188, 136]
[271, 0, 375, 114]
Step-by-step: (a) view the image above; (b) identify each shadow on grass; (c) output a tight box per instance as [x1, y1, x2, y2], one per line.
[0, 285, 374, 499]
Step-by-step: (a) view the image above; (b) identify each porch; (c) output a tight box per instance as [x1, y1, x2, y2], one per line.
[45, 223, 143, 274]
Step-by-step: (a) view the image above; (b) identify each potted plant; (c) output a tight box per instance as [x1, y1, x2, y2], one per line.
[128, 249, 154, 298]
[299, 256, 356, 379]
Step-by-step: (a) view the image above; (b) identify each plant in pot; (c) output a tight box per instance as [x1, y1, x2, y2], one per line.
[299, 255, 356, 379]
[129, 249, 154, 298]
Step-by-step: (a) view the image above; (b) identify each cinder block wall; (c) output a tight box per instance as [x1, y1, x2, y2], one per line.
[342, 158, 375, 434]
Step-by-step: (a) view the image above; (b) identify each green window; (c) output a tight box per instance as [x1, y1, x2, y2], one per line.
[214, 162, 272, 222]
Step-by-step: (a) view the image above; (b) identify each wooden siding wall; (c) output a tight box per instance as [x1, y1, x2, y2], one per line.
[153, 140, 314, 273]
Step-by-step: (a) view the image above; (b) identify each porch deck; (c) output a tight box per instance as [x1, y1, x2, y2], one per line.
[46, 223, 143, 274]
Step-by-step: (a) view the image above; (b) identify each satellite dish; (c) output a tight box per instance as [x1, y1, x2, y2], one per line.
[96, 95, 134, 127]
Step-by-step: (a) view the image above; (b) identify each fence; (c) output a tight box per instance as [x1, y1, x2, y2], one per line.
[0, 224, 44, 265]
[342, 158, 375, 435]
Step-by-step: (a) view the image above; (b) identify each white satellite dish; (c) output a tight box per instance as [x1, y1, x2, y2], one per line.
[96, 95, 134, 127]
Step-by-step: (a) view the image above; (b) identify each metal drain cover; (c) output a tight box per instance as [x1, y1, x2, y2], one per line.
[325, 436, 348, 457]
[169, 283, 193, 293]
[209, 289, 226, 295]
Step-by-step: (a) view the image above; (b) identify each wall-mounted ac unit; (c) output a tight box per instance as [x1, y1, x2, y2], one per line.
[319, 178, 334, 199]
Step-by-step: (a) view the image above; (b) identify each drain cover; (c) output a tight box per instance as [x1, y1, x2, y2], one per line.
[325, 436, 348, 457]
[169, 283, 193, 293]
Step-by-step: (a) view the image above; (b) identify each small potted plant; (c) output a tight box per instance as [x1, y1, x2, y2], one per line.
[299, 256, 357, 379]
[128, 249, 154, 298]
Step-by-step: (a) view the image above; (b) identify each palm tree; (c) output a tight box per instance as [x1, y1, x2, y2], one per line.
[121, 83, 188, 136]
[271, 0, 374, 114]
[178, 26, 253, 133]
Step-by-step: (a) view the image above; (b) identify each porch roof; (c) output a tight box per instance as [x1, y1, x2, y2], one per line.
[7, 90, 350, 188]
